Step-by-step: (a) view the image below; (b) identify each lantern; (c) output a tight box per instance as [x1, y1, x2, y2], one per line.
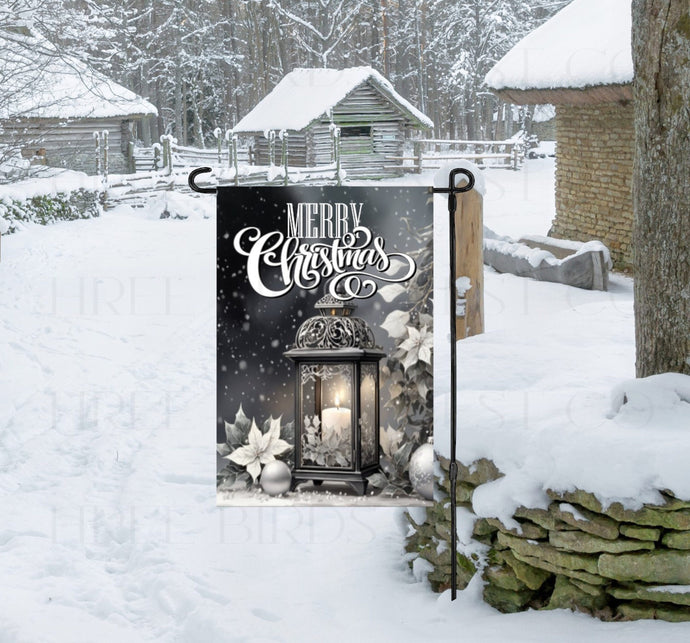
[284, 291, 383, 495]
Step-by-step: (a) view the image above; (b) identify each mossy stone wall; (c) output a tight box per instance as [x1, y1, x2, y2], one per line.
[405, 457, 690, 622]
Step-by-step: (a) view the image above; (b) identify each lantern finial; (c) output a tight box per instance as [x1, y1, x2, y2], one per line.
[314, 292, 356, 317]
[314, 281, 356, 316]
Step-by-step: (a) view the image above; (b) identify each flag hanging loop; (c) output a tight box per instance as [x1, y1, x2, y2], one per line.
[188, 166, 217, 194]
[432, 167, 475, 601]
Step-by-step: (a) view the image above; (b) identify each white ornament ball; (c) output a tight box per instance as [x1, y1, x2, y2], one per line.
[408, 443, 434, 500]
[260, 460, 292, 496]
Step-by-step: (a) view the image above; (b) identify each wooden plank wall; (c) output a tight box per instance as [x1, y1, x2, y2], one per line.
[252, 133, 308, 166]
[0, 117, 134, 174]
[248, 81, 412, 179]
[324, 81, 406, 179]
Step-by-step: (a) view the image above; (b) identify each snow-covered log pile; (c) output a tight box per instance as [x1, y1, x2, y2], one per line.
[406, 455, 690, 622]
[0, 187, 101, 234]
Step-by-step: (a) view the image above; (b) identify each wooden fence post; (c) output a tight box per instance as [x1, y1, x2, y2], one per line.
[281, 130, 289, 186]
[215, 127, 223, 165]
[93, 131, 101, 177]
[127, 141, 135, 174]
[225, 129, 233, 169]
[413, 140, 423, 173]
[332, 127, 341, 185]
[268, 130, 276, 167]
[102, 130, 109, 183]
[159, 136, 167, 172]
[454, 185, 484, 338]
[232, 133, 239, 187]
[160, 135, 173, 176]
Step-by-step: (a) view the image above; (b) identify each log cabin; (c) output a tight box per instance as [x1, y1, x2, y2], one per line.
[0, 24, 156, 176]
[234, 67, 433, 180]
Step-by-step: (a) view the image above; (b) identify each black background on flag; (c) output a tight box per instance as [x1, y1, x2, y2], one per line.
[217, 186, 432, 442]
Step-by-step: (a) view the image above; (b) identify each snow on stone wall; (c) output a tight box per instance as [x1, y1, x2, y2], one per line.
[406, 457, 690, 622]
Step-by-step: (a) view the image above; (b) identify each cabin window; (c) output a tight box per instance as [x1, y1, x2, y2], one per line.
[340, 126, 372, 138]
[339, 126, 373, 155]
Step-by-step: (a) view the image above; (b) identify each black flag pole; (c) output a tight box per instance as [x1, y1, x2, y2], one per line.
[432, 168, 475, 601]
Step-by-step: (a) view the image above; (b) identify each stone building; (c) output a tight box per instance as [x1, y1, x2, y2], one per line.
[485, 0, 634, 270]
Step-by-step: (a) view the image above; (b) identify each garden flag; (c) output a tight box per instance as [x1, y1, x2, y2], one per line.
[215, 186, 434, 506]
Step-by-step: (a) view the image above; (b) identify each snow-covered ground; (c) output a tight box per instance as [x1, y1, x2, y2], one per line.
[1, 159, 689, 641]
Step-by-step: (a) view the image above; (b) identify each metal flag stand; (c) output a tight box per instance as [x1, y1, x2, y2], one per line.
[189, 165, 475, 601]
[432, 168, 475, 601]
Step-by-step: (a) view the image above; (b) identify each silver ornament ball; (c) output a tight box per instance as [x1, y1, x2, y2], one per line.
[408, 443, 434, 500]
[260, 460, 292, 496]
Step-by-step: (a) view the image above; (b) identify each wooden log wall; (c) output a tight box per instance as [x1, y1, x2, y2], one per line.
[252, 133, 308, 167]
[0, 117, 136, 174]
[322, 82, 407, 179]
[247, 80, 418, 179]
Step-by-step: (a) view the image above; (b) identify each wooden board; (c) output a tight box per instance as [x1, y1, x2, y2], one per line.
[455, 188, 484, 338]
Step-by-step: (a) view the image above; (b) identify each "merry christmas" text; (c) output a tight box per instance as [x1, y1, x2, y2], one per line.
[233, 226, 416, 299]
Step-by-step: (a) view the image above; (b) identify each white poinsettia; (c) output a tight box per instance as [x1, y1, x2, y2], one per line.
[226, 417, 292, 482]
[398, 325, 433, 371]
[380, 425, 403, 458]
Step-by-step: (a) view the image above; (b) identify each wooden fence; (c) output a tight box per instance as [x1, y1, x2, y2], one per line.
[122, 127, 343, 186]
[128, 135, 251, 174]
[107, 132, 523, 186]
[389, 138, 524, 171]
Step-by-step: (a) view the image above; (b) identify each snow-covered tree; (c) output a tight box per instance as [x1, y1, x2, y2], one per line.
[269, 0, 369, 67]
[0, 1, 81, 167]
[2, 0, 572, 152]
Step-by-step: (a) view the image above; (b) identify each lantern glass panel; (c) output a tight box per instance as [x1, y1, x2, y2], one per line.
[299, 363, 353, 468]
[360, 363, 378, 467]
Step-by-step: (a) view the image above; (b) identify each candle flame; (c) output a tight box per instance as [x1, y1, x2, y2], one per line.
[335, 393, 340, 409]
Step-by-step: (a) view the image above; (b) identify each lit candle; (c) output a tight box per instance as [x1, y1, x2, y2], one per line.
[321, 394, 351, 440]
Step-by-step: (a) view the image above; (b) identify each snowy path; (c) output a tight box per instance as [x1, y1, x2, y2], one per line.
[1, 169, 689, 640]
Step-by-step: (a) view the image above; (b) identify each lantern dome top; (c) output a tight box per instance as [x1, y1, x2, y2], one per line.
[293, 290, 378, 350]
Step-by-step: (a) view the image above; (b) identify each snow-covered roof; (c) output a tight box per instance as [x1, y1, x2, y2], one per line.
[234, 67, 433, 133]
[485, 0, 633, 98]
[0, 28, 157, 120]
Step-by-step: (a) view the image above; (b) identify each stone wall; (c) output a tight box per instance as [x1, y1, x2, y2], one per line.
[550, 103, 634, 271]
[405, 457, 690, 621]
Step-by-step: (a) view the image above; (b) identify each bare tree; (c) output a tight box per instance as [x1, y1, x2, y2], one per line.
[2, 0, 571, 160]
[632, 0, 690, 377]
[0, 1, 73, 170]
[269, 0, 367, 67]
